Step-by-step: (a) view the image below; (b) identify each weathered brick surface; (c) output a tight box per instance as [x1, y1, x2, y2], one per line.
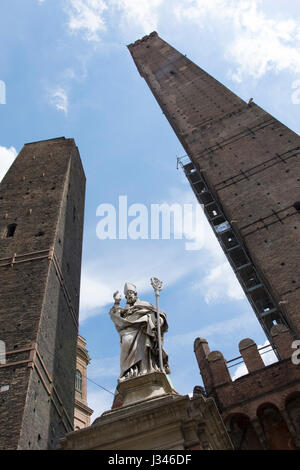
[239, 339, 265, 373]
[128, 33, 300, 337]
[0, 137, 85, 449]
[129, 33, 300, 449]
[211, 359, 300, 414]
[194, 332, 300, 449]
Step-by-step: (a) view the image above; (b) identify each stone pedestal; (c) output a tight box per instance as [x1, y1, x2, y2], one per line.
[116, 371, 174, 407]
[59, 372, 232, 450]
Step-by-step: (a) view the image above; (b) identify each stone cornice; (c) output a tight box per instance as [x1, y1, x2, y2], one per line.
[74, 398, 94, 416]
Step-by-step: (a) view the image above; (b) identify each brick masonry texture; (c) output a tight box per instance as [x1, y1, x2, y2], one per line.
[128, 32, 300, 338]
[129, 33, 300, 450]
[194, 332, 300, 449]
[0, 137, 86, 449]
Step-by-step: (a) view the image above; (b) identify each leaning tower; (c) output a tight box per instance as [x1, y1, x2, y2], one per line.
[128, 32, 300, 450]
[128, 32, 300, 344]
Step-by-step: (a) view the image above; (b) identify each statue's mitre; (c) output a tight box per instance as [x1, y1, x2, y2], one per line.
[124, 282, 137, 294]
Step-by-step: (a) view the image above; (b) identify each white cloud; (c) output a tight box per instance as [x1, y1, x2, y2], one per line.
[228, 6, 300, 81]
[63, 63, 88, 82]
[174, 0, 300, 81]
[61, 0, 300, 81]
[79, 240, 193, 322]
[167, 312, 257, 348]
[49, 88, 68, 114]
[80, 272, 112, 312]
[64, 0, 164, 41]
[0, 146, 17, 182]
[65, 0, 108, 41]
[111, 0, 163, 33]
[197, 261, 245, 304]
[79, 187, 247, 322]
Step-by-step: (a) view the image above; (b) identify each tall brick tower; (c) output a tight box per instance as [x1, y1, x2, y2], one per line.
[128, 33, 300, 345]
[0, 137, 86, 449]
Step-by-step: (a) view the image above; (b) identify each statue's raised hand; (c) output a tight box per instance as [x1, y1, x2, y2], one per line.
[113, 290, 122, 305]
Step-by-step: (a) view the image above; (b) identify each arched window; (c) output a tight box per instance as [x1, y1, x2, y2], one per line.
[75, 369, 82, 394]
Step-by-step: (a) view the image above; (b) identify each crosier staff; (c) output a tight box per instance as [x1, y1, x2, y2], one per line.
[150, 277, 164, 373]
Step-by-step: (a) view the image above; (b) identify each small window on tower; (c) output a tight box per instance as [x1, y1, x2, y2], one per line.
[5, 223, 17, 238]
[75, 369, 82, 394]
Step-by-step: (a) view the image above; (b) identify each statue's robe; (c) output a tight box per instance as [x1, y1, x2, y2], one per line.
[109, 298, 170, 378]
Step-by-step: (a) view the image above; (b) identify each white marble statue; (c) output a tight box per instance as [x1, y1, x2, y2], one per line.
[109, 282, 170, 381]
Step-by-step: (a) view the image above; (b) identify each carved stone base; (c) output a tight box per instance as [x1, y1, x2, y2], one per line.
[116, 371, 175, 407]
[58, 383, 233, 450]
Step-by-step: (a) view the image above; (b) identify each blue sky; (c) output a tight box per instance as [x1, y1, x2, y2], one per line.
[0, 0, 300, 419]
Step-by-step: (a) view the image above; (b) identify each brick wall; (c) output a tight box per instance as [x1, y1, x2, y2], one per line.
[0, 137, 85, 449]
[128, 32, 300, 339]
[128, 33, 300, 450]
[194, 326, 300, 449]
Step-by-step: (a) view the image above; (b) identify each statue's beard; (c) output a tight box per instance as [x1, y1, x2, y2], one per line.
[127, 297, 137, 306]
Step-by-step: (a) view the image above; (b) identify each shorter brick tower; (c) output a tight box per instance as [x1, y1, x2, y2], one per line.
[194, 326, 300, 450]
[0, 137, 85, 450]
[74, 336, 93, 430]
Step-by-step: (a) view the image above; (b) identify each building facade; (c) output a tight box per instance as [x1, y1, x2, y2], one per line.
[194, 326, 300, 449]
[74, 335, 93, 430]
[0, 137, 86, 450]
[128, 33, 300, 449]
